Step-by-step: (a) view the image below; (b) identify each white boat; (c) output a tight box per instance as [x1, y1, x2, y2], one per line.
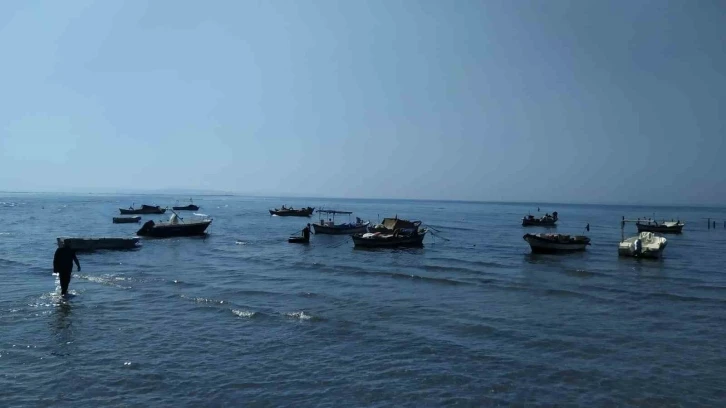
[57, 237, 140, 251]
[523, 233, 590, 253]
[618, 231, 667, 259]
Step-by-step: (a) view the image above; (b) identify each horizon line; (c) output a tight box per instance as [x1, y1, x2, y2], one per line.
[1, 189, 724, 209]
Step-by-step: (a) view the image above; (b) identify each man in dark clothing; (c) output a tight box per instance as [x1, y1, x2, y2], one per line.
[53, 244, 81, 295]
[302, 224, 312, 240]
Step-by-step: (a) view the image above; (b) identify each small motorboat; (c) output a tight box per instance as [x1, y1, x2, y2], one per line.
[137, 213, 212, 238]
[635, 219, 684, 234]
[288, 236, 310, 244]
[313, 210, 369, 235]
[352, 229, 427, 248]
[173, 198, 199, 211]
[57, 237, 140, 251]
[619, 232, 667, 259]
[523, 233, 590, 253]
[120, 204, 166, 215]
[269, 206, 315, 217]
[522, 211, 558, 227]
[113, 216, 141, 224]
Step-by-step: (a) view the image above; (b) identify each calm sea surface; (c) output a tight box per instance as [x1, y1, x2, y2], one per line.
[1, 194, 726, 407]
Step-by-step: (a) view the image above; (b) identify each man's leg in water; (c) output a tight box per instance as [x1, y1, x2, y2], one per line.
[59, 270, 72, 295]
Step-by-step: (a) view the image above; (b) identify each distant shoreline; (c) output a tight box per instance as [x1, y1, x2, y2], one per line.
[0, 190, 723, 209]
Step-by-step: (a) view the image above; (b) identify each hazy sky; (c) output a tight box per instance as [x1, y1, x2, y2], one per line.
[1, 0, 724, 204]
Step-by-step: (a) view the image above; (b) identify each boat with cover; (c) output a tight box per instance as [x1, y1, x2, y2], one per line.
[523, 233, 590, 253]
[119, 204, 166, 215]
[369, 217, 422, 233]
[522, 211, 558, 227]
[137, 213, 212, 238]
[173, 198, 199, 211]
[619, 232, 667, 259]
[57, 237, 140, 251]
[312, 210, 369, 235]
[635, 218, 684, 234]
[269, 206, 315, 217]
[113, 216, 141, 224]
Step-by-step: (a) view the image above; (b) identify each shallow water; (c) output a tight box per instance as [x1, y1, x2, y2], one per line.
[1, 194, 725, 406]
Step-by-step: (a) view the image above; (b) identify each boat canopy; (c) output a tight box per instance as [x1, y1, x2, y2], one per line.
[380, 217, 421, 230]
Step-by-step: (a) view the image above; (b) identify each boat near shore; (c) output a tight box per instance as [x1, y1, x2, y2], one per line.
[173, 198, 199, 211]
[269, 206, 315, 217]
[619, 232, 667, 259]
[635, 218, 684, 234]
[523, 233, 590, 253]
[120, 204, 166, 215]
[137, 213, 212, 238]
[522, 211, 558, 227]
[312, 210, 369, 235]
[57, 236, 140, 251]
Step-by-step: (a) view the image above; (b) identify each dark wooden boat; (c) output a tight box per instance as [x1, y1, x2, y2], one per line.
[352, 229, 427, 248]
[288, 236, 310, 244]
[120, 204, 166, 215]
[113, 216, 141, 224]
[173, 199, 199, 211]
[368, 217, 422, 233]
[57, 237, 140, 251]
[313, 210, 369, 235]
[269, 206, 315, 217]
[522, 211, 558, 227]
[137, 218, 212, 238]
[523, 233, 590, 253]
[635, 219, 684, 234]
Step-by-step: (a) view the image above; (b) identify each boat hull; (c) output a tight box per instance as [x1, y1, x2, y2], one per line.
[173, 205, 199, 211]
[312, 222, 369, 235]
[120, 207, 166, 215]
[522, 219, 557, 227]
[269, 208, 314, 217]
[57, 237, 140, 251]
[636, 224, 683, 234]
[352, 231, 426, 248]
[113, 216, 141, 224]
[288, 236, 310, 244]
[137, 220, 212, 238]
[618, 246, 664, 259]
[523, 234, 590, 253]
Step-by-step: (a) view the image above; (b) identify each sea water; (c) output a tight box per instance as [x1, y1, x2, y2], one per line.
[1, 194, 725, 406]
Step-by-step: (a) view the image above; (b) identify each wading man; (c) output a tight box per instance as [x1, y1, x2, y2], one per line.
[53, 243, 81, 295]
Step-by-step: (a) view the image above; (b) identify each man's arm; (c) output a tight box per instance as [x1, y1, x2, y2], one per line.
[53, 249, 60, 272]
[72, 252, 81, 271]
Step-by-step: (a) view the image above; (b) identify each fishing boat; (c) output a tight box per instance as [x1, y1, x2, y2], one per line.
[635, 218, 684, 234]
[173, 198, 199, 211]
[523, 233, 590, 253]
[522, 211, 558, 227]
[57, 237, 140, 251]
[269, 206, 315, 217]
[119, 204, 166, 215]
[369, 217, 422, 233]
[312, 210, 369, 235]
[619, 232, 667, 259]
[352, 229, 427, 248]
[113, 216, 141, 224]
[136, 213, 212, 238]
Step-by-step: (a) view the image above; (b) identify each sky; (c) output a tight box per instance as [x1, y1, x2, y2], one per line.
[0, 0, 724, 205]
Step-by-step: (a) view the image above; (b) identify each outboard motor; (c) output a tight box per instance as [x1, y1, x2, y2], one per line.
[138, 220, 155, 235]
